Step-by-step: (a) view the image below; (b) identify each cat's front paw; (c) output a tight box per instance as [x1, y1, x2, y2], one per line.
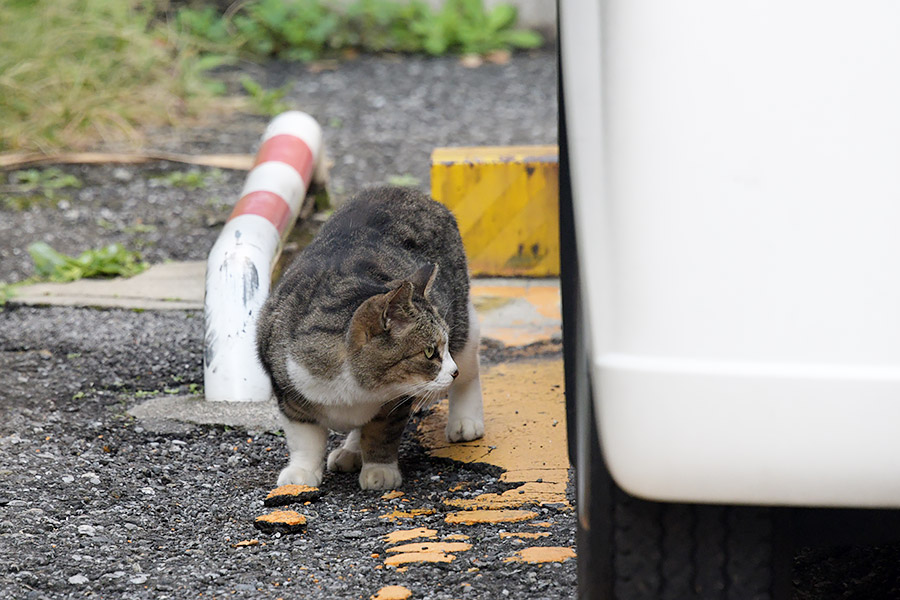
[359, 463, 402, 490]
[446, 417, 484, 442]
[277, 465, 323, 487]
[327, 447, 362, 472]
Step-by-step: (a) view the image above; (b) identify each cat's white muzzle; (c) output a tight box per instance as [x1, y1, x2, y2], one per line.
[434, 352, 459, 388]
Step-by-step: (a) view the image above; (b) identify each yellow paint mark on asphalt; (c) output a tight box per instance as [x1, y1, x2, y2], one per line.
[385, 552, 455, 566]
[383, 527, 437, 544]
[379, 509, 435, 521]
[444, 533, 470, 541]
[386, 542, 472, 555]
[418, 359, 569, 510]
[371, 585, 412, 600]
[431, 145, 560, 277]
[504, 546, 576, 564]
[381, 490, 405, 500]
[498, 531, 550, 540]
[444, 509, 537, 525]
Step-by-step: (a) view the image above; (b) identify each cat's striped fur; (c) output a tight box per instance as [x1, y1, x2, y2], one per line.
[256, 186, 484, 490]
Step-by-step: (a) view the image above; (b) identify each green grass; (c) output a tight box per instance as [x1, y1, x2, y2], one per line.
[177, 0, 544, 60]
[0, 0, 224, 153]
[0, 0, 542, 154]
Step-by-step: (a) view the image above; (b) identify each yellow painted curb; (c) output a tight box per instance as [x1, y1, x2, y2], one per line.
[431, 145, 559, 277]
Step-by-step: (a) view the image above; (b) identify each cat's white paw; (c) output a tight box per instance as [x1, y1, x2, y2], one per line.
[359, 463, 402, 490]
[446, 417, 484, 442]
[277, 465, 323, 487]
[327, 447, 362, 472]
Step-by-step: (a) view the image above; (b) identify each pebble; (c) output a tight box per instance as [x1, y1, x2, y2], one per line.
[112, 168, 133, 182]
[77, 525, 96, 537]
[129, 574, 149, 585]
[68, 574, 89, 585]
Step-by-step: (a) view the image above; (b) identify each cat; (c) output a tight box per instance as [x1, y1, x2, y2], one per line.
[256, 185, 484, 490]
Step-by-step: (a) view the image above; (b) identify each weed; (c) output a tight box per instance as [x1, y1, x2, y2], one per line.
[0, 0, 224, 153]
[28, 241, 148, 282]
[240, 77, 293, 117]
[153, 168, 224, 190]
[387, 174, 421, 187]
[176, 0, 543, 61]
[1, 168, 82, 211]
[188, 383, 203, 395]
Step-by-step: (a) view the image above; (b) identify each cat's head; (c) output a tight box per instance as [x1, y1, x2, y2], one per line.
[347, 263, 458, 400]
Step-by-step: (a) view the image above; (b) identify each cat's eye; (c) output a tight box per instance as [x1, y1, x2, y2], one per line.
[424, 345, 436, 360]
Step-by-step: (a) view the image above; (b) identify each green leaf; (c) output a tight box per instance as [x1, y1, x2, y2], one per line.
[487, 4, 517, 32]
[501, 29, 544, 49]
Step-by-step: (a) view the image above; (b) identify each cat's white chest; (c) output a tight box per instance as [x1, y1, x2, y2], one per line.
[285, 356, 388, 431]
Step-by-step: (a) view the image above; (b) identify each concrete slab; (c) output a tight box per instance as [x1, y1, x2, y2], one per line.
[12, 260, 206, 310]
[12, 260, 560, 347]
[128, 394, 282, 433]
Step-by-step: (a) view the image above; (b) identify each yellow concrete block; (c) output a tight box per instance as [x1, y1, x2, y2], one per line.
[431, 145, 559, 277]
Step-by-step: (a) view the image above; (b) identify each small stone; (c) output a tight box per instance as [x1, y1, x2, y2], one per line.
[112, 168, 132, 182]
[129, 574, 148, 585]
[77, 525, 96, 536]
[61, 475, 74, 484]
[68, 574, 89, 585]
[140, 487, 155, 496]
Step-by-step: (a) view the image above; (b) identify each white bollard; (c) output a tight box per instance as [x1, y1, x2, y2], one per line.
[204, 111, 323, 402]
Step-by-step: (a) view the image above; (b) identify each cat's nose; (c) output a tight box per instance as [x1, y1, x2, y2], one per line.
[451, 368, 459, 379]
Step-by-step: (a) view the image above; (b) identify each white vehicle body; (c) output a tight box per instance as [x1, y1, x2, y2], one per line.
[560, 1, 900, 507]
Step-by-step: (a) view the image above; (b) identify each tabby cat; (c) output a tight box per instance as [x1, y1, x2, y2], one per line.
[256, 185, 484, 490]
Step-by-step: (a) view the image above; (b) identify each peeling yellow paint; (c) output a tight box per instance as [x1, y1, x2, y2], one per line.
[504, 546, 576, 564]
[443, 533, 470, 541]
[386, 542, 472, 554]
[471, 283, 561, 347]
[529, 522, 553, 528]
[379, 509, 435, 521]
[431, 145, 560, 277]
[381, 491, 405, 500]
[498, 531, 550, 540]
[385, 552, 455, 566]
[445, 509, 537, 525]
[371, 585, 412, 600]
[383, 527, 437, 544]
[419, 359, 569, 510]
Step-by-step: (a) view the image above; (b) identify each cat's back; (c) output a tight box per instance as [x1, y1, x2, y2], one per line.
[257, 186, 470, 379]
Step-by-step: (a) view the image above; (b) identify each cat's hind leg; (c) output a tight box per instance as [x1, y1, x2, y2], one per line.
[358, 398, 411, 490]
[327, 429, 362, 472]
[277, 419, 328, 487]
[447, 299, 485, 442]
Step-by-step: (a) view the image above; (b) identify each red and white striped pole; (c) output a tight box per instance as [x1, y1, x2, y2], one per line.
[204, 111, 323, 402]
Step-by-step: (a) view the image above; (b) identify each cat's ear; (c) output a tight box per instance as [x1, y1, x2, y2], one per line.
[381, 281, 414, 331]
[348, 283, 414, 348]
[409, 263, 438, 299]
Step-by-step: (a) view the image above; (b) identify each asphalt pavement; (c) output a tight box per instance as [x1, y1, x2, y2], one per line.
[0, 51, 572, 600]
